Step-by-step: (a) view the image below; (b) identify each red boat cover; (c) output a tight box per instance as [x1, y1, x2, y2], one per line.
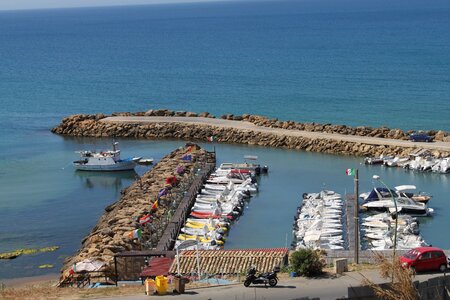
[230, 169, 251, 174]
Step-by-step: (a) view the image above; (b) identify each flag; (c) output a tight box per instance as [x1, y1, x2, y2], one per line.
[165, 176, 177, 186]
[139, 214, 152, 225]
[207, 136, 217, 142]
[345, 168, 355, 176]
[151, 200, 158, 211]
[176, 166, 185, 175]
[158, 188, 168, 198]
[181, 154, 192, 161]
[128, 229, 142, 240]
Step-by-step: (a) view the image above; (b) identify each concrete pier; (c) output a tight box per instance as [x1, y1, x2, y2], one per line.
[345, 195, 358, 254]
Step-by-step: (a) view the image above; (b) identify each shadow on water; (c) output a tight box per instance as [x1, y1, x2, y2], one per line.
[74, 170, 138, 191]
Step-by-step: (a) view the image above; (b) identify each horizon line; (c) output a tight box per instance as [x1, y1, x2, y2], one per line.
[0, 0, 249, 12]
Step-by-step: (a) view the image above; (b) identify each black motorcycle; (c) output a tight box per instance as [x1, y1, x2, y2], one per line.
[243, 266, 279, 287]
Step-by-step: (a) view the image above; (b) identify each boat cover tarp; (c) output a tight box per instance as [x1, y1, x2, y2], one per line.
[365, 188, 397, 201]
[74, 259, 105, 272]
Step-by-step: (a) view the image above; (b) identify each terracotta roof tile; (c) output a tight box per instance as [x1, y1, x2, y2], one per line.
[169, 248, 288, 275]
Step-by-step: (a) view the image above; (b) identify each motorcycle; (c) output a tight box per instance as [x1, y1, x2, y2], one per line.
[243, 266, 279, 287]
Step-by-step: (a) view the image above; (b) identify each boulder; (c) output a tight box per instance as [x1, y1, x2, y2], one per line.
[175, 111, 187, 116]
[198, 112, 210, 118]
[153, 110, 166, 116]
[434, 130, 446, 141]
[144, 110, 154, 116]
[186, 112, 198, 117]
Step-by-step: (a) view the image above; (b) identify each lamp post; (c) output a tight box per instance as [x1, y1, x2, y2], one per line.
[373, 175, 398, 282]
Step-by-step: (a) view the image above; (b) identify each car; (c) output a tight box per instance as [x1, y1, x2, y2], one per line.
[409, 133, 433, 142]
[400, 247, 448, 273]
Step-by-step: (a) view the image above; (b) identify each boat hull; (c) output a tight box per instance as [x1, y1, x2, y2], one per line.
[74, 161, 136, 171]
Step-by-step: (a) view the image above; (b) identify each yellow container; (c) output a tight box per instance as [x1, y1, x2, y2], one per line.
[155, 275, 168, 295]
[145, 278, 155, 295]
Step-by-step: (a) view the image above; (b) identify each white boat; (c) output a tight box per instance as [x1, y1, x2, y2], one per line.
[420, 157, 437, 172]
[362, 197, 433, 217]
[73, 142, 140, 171]
[206, 172, 248, 184]
[370, 235, 428, 250]
[218, 156, 268, 175]
[360, 186, 432, 204]
[384, 157, 409, 167]
[432, 158, 450, 173]
[364, 156, 385, 165]
[137, 158, 154, 165]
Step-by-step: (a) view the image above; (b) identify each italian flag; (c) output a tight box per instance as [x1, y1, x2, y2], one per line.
[345, 168, 355, 176]
[207, 136, 217, 142]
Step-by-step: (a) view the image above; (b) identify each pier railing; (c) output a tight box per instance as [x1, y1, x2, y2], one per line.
[155, 161, 216, 251]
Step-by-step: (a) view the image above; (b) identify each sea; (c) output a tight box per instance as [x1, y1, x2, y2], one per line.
[1, 0, 450, 279]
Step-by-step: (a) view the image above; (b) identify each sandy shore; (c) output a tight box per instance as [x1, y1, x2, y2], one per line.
[0, 273, 59, 288]
[102, 116, 450, 152]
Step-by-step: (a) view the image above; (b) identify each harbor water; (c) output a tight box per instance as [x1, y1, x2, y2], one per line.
[1, 0, 450, 279]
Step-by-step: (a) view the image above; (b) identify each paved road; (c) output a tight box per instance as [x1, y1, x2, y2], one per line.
[102, 116, 450, 152]
[97, 269, 445, 300]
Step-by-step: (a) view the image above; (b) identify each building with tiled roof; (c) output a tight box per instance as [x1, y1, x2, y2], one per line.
[169, 248, 289, 275]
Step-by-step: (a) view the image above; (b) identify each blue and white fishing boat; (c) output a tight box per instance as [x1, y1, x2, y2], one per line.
[73, 142, 141, 171]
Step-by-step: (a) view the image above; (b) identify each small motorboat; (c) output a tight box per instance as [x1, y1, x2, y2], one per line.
[364, 156, 385, 165]
[136, 158, 154, 165]
[362, 196, 433, 217]
[219, 155, 268, 175]
[190, 211, 234, 220]
[73, 142, 141, 171]
[360, 186, 431, 204]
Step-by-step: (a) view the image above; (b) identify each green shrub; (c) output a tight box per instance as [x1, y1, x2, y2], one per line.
[289, 249, 325, 277]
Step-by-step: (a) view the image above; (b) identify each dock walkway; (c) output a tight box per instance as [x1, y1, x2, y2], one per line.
[156, 161, 216, 251]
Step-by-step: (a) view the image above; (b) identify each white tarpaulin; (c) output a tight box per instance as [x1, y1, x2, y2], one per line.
[74, 259, 105, 272]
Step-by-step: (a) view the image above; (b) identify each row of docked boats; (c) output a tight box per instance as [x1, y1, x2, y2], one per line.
[174, 161, 266, 250]
[359, 185, 433, 250]
[365, 154, 450, 174]
[361, 212, 428, 250]
[292, 191, 345, 251]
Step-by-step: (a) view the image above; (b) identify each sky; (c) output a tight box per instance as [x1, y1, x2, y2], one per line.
[0, 0, 234, 11]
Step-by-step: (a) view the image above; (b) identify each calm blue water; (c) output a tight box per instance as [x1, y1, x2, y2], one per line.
[1, 0, 450, 279]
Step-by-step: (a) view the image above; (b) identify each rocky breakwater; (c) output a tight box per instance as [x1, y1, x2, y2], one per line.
[60, 143, 213, 282]
[58, 108, 449, 142]
[52, 111, 450, 158]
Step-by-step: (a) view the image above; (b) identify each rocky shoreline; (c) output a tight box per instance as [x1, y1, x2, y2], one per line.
[52, 110, 450, 158]
[60, 144, 212, 281]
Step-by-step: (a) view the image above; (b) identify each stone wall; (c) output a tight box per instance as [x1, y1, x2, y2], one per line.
[347, 275, 450, 300]
[60, 143, 213, 280]
[52, 113, 450, 158]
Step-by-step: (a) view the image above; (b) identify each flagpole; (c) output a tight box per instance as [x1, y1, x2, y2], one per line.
[354, 169, 359, 264]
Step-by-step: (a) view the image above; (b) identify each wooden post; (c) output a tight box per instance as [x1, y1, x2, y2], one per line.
[354, 169, 359, 264]
[114, 256, 118, 286]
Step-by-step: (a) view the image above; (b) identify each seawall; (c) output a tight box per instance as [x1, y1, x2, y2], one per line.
[52, 111, 450, 158]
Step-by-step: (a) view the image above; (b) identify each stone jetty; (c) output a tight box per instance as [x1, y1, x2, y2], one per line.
[52, 110, 450, 158]
[60, 143, 214, 281]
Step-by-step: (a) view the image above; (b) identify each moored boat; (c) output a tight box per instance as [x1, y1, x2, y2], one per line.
[73, 142, 140, 171]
